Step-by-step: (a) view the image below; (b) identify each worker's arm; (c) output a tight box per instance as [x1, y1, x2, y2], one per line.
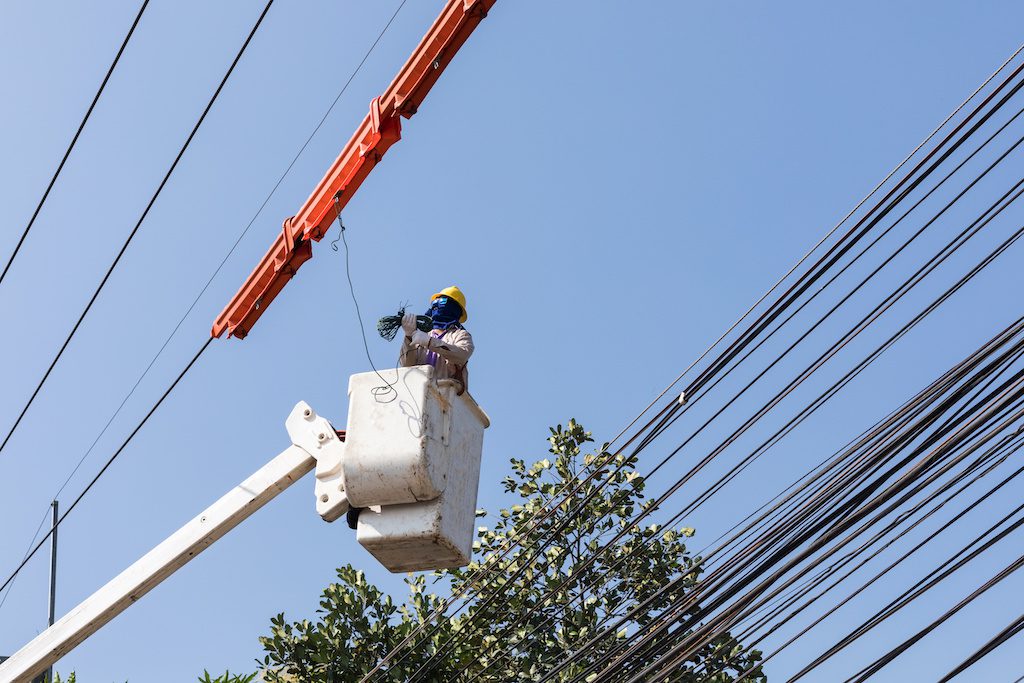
[426, 329, 474, 366]
[399, 335, 421, 367]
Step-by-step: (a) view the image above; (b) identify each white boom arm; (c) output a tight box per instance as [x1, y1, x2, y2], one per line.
[0, 401, 345, 683]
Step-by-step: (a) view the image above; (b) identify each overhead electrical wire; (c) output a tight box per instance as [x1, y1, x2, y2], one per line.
[414, 117, 1024, 681]
[0, 0, 411, 619]
[0, 0, 275, 462]
[609, 391, 1024, 683]
[695, 434, 1024, 681]
[702, 401, 1024, 680]
[938, 609, 1024, 682]
[727, 362, 1024, 641]
[362, 43, 1024, 683]
[846, 548, 1024, 682]
[0, 338, 212, 598]
[703, 342, 1024, 677]
[407, 40, 1024, 679]
[585, 327, 1024, 679]
[2, 8, 1018, 680]
[0, 0, 149, 290]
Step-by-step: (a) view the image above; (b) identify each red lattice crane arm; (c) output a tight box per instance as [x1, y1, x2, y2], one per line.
[212, 0, 495, 339]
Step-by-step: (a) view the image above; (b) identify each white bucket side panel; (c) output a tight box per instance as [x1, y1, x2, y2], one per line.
[343, 366, 448, 507]
[357, 383, 488, 572]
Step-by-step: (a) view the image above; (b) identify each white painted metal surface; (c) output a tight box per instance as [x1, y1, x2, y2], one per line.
[0, 402, 331, 683]
[343, 366, 449, 506]
[349, 370, 490, 572]
[0, 380, 491, 680]
[343, 367, 489, 507]
[286, 401, 349, 522]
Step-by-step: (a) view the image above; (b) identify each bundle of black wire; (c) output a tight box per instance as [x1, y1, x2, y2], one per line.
[377, 308, 433, 341]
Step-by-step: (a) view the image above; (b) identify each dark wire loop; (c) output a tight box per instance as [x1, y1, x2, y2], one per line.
[333, 197, 398, 403]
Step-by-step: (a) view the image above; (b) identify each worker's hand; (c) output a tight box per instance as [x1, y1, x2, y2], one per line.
[401, 312, 418, 336]
[411, 330, 431, 349]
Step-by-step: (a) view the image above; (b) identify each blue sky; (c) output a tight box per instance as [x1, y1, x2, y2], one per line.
[2, 1, 1024, 680]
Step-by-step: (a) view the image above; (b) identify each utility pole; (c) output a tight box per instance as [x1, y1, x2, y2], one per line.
[44, 500, 57, 683]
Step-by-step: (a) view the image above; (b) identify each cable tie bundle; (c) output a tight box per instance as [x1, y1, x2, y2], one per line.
[377, 307, 433, 341]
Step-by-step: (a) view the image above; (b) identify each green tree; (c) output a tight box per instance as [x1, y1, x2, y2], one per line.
[256, 420, 766, 682]
[197, 672, 258, 683]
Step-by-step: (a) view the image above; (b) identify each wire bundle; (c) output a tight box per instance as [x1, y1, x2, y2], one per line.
[376, 308, 433, 341]
[355, 40, 1024, 683]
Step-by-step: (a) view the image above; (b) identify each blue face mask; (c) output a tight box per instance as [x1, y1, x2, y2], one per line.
[428, 296, 463, 328]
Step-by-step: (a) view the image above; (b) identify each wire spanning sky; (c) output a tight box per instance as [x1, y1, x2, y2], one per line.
[2, 1, 1024, 680]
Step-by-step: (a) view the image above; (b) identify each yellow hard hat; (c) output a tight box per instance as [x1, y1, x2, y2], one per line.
[432, 285, 468, 323]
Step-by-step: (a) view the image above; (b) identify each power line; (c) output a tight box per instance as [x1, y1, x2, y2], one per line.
[416, 115, 1024, 681]
[403, 41, 1024, 680]
[0, 0, 274, 462]
[0, 0, 410, 620]
[938, 609, 1024, 682]
[0, 338, 212, 598]
[604, 40, 1024, 452]
[0, 0, 149, 290]
[361, 43, 1024, 681]
[581, 323, 1024, 681]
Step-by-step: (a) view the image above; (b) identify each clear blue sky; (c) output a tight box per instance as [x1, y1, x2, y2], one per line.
[2, 1, 1024, 680]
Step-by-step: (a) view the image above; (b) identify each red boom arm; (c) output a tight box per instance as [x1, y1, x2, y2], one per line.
[212, 0, 495, 339]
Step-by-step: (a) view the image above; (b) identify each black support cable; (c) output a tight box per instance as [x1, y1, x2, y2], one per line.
[0, 0, 274, 461]
[727, 349, 1024, 646]
[938, 610, 1024, 682]
[0, 338, 212, 597]
[524, 200, 1024, 682]
[372, 45, 1024, 679]
[406, 135, 1024, 683]
[555, 319, 1024, 682]
[846, 549, 1024, 682]
[0, 0, 408, 620]
[613, 397, 1024, 683]
[717, 437, 1024, 682]
[0, 0, 149, 289]
[616, 366, 1024, 681]
[717, 428, 1024, 681]
[786, 484, 1024, 681]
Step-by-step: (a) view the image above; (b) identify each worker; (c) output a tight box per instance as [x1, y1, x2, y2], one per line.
[399, 285, 475, 394]
[347, 286, 474, 531]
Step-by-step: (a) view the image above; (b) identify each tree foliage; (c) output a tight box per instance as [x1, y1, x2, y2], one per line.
[251, 420, 766, 681]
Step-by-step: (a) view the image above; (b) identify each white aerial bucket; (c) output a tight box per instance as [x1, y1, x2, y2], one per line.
[343, 366, 490, 572]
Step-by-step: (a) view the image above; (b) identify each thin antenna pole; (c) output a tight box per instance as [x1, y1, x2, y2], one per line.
[46, 500, 57, 683]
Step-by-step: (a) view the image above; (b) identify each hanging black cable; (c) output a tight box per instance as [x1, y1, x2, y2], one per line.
[600, 372, 1024, 683]
[0, 0, 274, 461]
[0, 0, 149, 290]
[703, 435, 1024, 682]
[846, 549, 1024, 682]
[937, 610, 1024, 682]
[0, 338, 212, 598]
[394, 153, 1024, 683]
[490, 200, 1024, 683]
[548, 293, 1024, 682]
[0, 0, 410, 623]
[366, 45, 1024, 679]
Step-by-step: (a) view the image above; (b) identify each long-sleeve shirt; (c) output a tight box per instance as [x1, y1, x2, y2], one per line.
[399, 327, 475, 392]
